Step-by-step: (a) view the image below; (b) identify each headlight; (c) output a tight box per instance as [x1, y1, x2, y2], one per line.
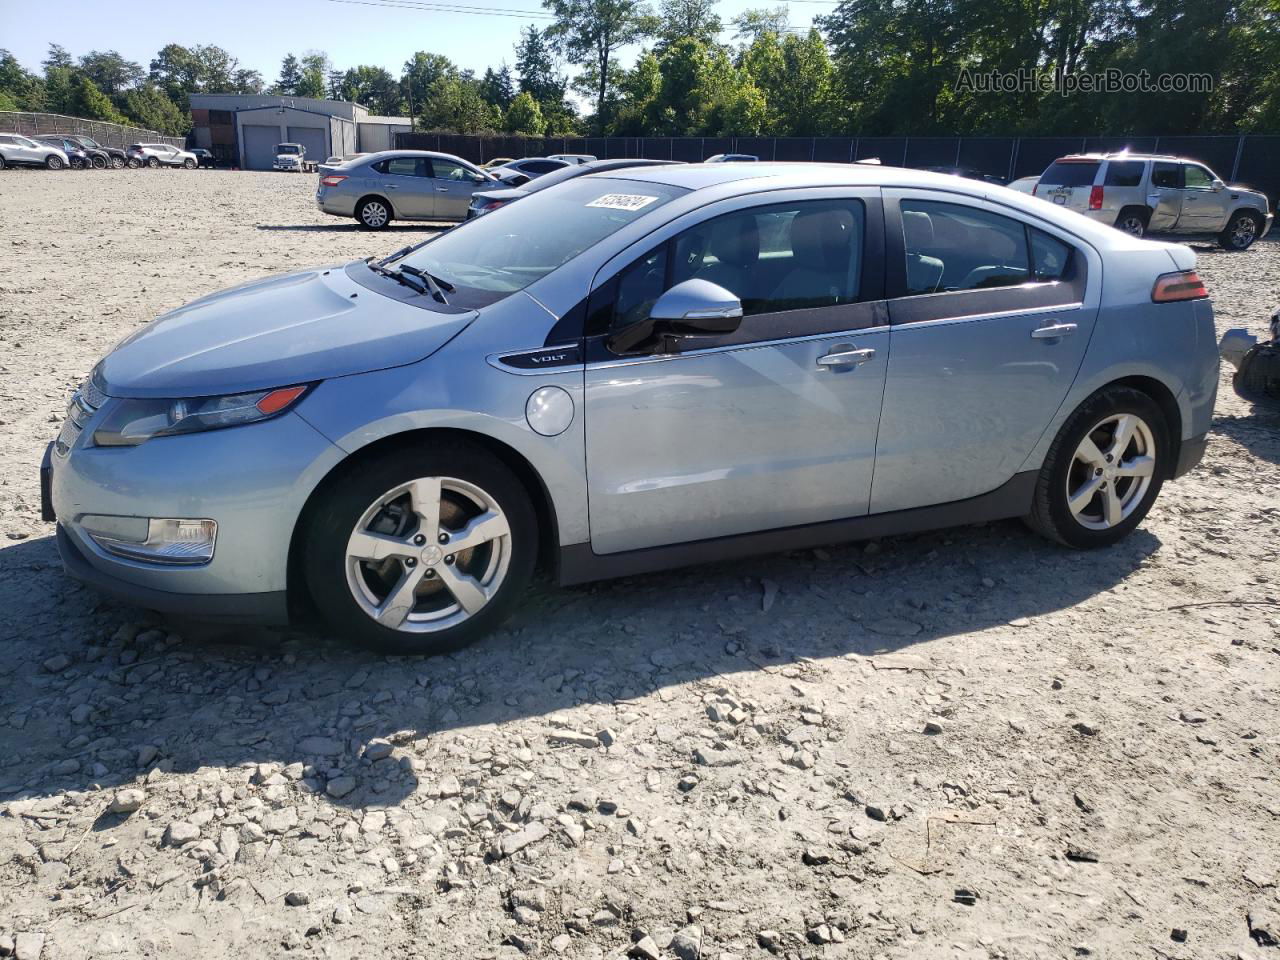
[93, 385, 310, 446]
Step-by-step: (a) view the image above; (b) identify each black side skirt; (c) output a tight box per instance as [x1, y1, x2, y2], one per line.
[557, 470, 1039, 586]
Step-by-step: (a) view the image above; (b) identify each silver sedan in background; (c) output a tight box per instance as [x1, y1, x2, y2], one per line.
[317, 150, 496, 228]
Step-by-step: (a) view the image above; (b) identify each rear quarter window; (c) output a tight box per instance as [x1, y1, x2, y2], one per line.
[1104, 161, 1146, 187]
[1040, 161, 1101, 187]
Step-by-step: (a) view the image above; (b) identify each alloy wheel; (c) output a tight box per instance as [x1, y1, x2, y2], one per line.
[1230, 215, 1257, 249]
[361, 201, 389, 228]
[1065, 413, 1157, 530]
[92, 155, 107, 169]
[1119, 215, 1145, 236]
[47, 156, 64, 170]
[111, 155, 125, 169]
[344, 476, 512, 632]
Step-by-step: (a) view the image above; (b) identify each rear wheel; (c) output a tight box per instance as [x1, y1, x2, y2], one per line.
[1115, 207, 1149, 237]
[45, 155, 64, 170]
[110, 155, 125, 169]
[91, 154, 107, 169]
[146, 157, 160, 169]
[0, 156, 7, 171]
[127, 157, 141, 169]
[1219, 210, 1260, 250]
[302, 443, 538, 655]
[357, 197, 391, 230]
[183, 158, 196, 169]
[1026, 387, 1168, 548]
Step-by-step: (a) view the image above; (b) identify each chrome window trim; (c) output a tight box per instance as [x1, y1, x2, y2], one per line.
[891, 301, 1082, 331]
[584, 323, 892, 370]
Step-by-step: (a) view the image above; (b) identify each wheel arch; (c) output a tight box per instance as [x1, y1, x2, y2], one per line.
[286, 426, 559, 620]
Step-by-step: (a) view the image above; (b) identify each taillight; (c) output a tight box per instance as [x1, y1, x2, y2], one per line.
[1089, 185, 1104, 210]
[1152, 270, 1208, 303]
[320, 175, 347, 187]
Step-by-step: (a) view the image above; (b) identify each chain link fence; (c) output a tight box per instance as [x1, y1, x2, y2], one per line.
[397, 131, 1280, 204]
[0, 112, 185, 150]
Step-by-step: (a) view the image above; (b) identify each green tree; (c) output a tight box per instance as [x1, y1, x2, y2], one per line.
[403, 51, 456, 123]
[276, 53, 302, 95]
[504, 90, 546, 133]
[0, 48, 42, 110]
[78, 50, 144, 95]
[480, 65, 516, 109]
[514, 27, 567, 106]
[730, 6, 788, 42]
[123, 82, 190, 134]
[42, 43, 74, 72]
[341, 65, 404, 114]
[543, 0, 656, 128]
[43, 66, 77, 114]
[150, 43, 245, 110]
[656, 0, 722, 50]
[230, 68, 265, 94]
[68, 74, 126, 123]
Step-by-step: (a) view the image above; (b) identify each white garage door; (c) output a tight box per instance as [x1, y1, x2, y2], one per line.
[242, 125, 280, 170]
[287, 126, 328, 165]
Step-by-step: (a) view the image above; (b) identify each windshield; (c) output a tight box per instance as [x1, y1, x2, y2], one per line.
[392, 177, 685, 307]
[278, 145, 302, 154]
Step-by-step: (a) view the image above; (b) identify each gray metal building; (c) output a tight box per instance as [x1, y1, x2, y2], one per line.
[189, 94, 406, 169]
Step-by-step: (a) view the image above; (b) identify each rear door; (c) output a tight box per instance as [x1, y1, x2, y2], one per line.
[1147, 161, 1183, 230]
[428, 157, 485, 219]
[1037, 159, 1101, 212]
[872, 191, 1100, 513]
[374, 157, 434, 218]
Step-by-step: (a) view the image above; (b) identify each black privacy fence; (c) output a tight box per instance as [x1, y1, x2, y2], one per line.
[397, 132, 1280, 204]
[0, 112, 186, 150]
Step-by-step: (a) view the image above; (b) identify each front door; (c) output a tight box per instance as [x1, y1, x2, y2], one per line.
[584, 192, 890, 554]
[1147, 161, 1183, 231]
[1177, 163, 1230, 232]
[428, 157, 483, 219]
[376, 156, 434, 218]
[871, 191, 1100, 514]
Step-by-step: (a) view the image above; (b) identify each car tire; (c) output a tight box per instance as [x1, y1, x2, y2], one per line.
[302, 442, 538, 655]
[91, 155, 107, 169]
[126, 157, 141, 169]
[1025, 386, 1168, 548]
[357, 197, 392, 230]
[183, 158, 196, 169]
[0, 155, 6, 171]
[1219, 210, 1261, 251]
[147, 157, 160, 169]
[1115, 207, 1149, 237]
[45, 155, 64, 170]
[110, 155, 125, 169]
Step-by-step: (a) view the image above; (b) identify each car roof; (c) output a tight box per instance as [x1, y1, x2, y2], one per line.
[356, 149, 474, 164]
[597, 162, 1149, 250]
[1055, 153, 1186, 163]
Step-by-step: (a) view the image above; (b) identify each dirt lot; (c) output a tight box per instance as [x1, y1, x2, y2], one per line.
[1, 169, 1279, 960]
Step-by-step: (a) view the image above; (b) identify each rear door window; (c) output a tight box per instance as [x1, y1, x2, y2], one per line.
[1104, 161, 1145, 187]
[1151, 162, 1181, 188]
[380, 157, 425, 177]
[900, 199, 1030, 294]
[1039, 161, 1101, 187]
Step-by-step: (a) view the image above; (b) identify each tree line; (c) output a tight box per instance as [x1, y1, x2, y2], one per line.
[2, 0, 1278, 139]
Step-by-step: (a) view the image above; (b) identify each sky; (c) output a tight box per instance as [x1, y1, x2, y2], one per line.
[0, 0, 832, 93]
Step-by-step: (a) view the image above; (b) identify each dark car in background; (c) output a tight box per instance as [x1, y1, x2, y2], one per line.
[468, 158, 682, 218]
[35, 136, 95, 170]
[489, 156, 572, 186]
[924, 166, 1008, 186]
[190, 148, 217, 169]
[66, 136, 126, 169]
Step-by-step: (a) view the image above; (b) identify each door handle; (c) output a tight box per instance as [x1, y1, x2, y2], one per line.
[436, 187, 449, 192]
[1031, 323, 1078, 339]
[386, 184, 398, 190]
[817, 347, 876, 368]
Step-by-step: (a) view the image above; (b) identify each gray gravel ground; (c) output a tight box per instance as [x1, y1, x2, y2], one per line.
[1, 169, 1279, 960]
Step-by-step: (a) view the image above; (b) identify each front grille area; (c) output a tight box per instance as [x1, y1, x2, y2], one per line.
[54, 376, 104, 456]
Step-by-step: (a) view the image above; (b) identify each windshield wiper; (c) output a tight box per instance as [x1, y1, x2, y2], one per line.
[399, 264, 453, 304]
[365, 259, 429, 297]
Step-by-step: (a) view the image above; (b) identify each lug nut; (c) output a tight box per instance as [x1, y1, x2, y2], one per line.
[404, 557, 417, 568]
[438, 533, 450, 544]
[413, 534, 426, 545]
[1095, 467, 1103, 476]
[1105, 454, 1113, 463]
[425, 569, 436, 579]
[445, 555, 455, 564]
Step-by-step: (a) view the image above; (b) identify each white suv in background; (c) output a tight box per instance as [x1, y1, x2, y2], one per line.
[126, 143, 199, 169]
[0, 133, 69, 170]
[1035, 153, 1273, 250]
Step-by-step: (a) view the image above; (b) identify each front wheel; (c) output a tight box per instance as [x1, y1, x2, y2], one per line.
[127, 157, 141, 168]
[46, 155, 65, 170]
[91, 155, 107, 169]
[1025, 387, 1168, 548]
[110, 155, 125, 169]
[357, 197, 391, 230]
[1220, 211, 1260, 251]
[146, 157, 160, 169]
[302, 443, 538, 655]
[183, 158, 196, 169]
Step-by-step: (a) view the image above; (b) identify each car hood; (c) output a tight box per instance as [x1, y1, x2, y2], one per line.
[98, 264, 477, 399]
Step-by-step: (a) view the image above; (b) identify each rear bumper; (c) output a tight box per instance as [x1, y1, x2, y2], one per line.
[56, 524, 289, 623]
[1173, 432, 1208, 479]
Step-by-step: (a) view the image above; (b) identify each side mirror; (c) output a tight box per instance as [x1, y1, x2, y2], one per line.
[1211, 179, 1226, 192]
[608, 279, 744, 355]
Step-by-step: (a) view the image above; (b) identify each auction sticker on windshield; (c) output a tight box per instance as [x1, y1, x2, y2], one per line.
[586, 193, 661, 211]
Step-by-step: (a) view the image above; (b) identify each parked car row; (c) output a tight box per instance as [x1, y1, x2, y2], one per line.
[0, 133, 205, 171]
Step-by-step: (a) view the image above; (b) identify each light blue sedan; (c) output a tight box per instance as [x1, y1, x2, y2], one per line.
[46, 163, 1218, 654]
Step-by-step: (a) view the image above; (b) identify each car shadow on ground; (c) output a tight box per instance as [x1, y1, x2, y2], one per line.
[0, 518, 1161, 813]
[1213, 407, 1280, 463]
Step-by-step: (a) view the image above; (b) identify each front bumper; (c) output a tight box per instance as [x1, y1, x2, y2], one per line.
[47, 407, 345, 620]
